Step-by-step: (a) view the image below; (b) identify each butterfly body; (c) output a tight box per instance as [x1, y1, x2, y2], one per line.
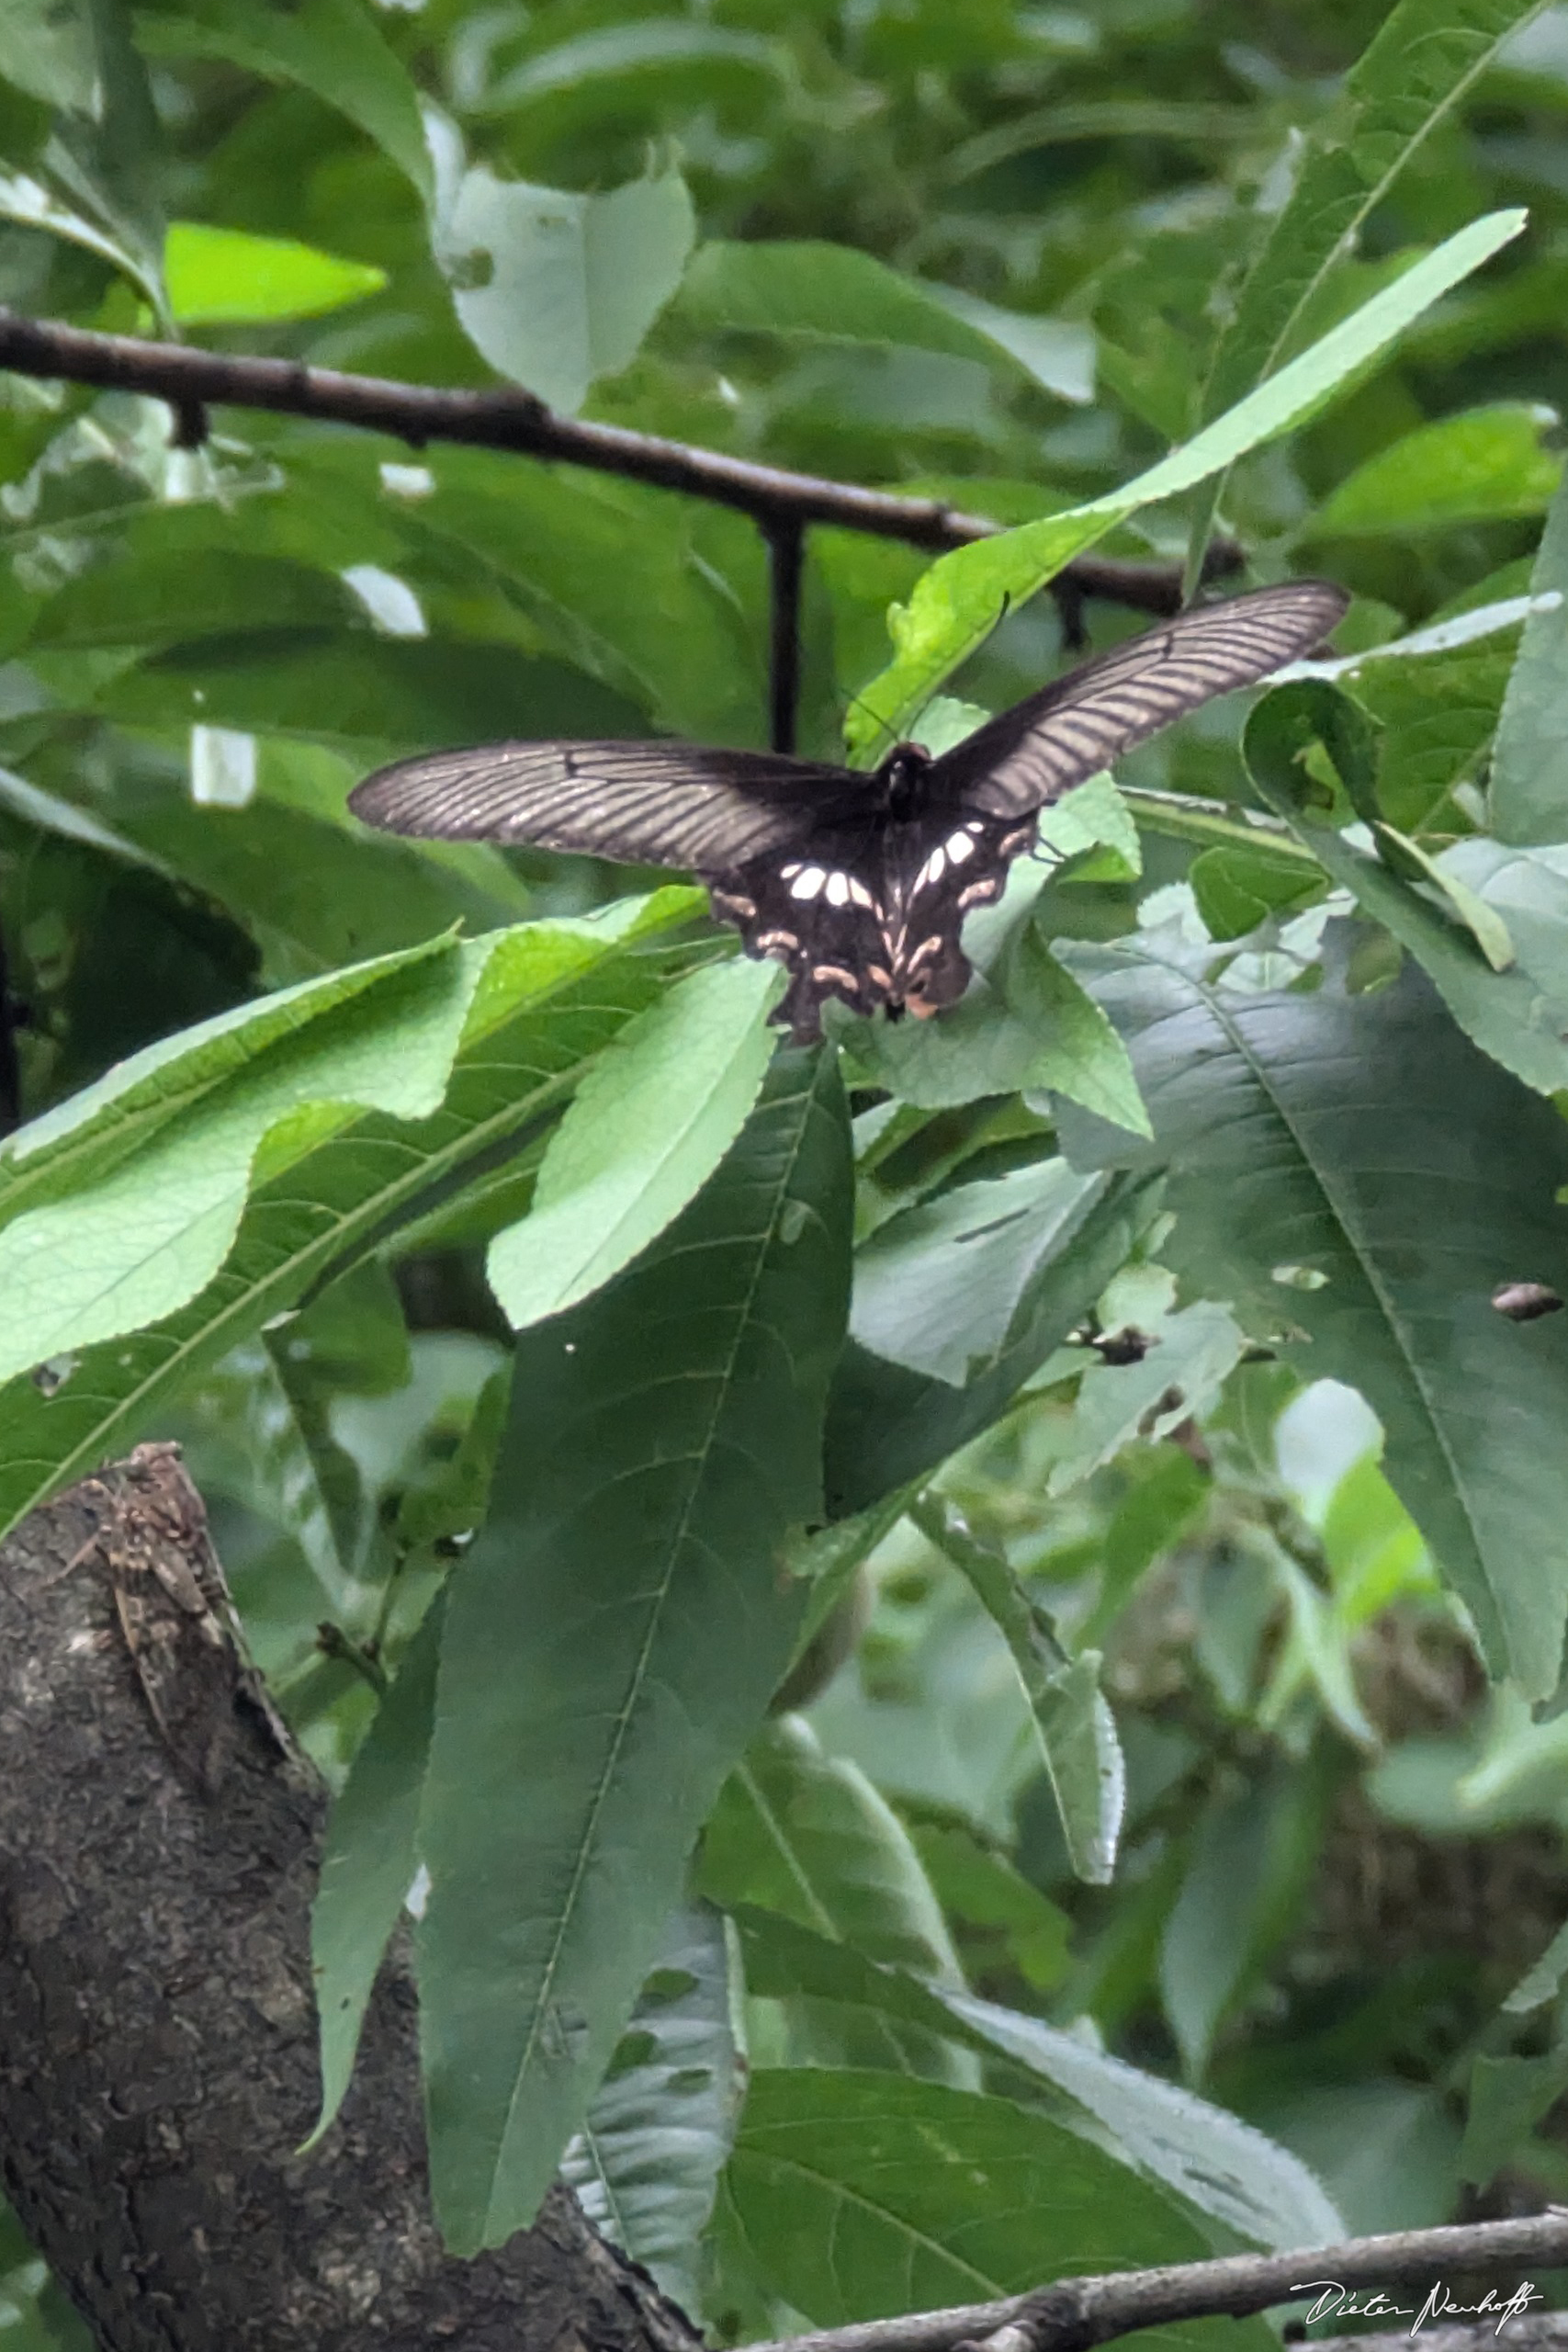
[711, 750, 1032, 1031]
[349, 578, 1347, 1042]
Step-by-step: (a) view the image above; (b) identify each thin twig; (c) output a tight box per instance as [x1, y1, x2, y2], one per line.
[745, 2211, 1568, 2352]
[0, 307, 1236, 608]
[764, 515, 806, 753]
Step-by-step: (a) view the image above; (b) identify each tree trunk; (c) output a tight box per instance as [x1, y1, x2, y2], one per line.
[0, 1443, 705, 2352]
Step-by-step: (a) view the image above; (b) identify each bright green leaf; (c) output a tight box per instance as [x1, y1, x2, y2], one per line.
[1311, 402, 1562, 537]
[164, 220, 387, 324]
[849, 210, 1525, 753]
[487, 956, 784, 1329]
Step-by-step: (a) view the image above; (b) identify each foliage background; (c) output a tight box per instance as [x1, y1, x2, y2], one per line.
[6, 0, 1568, 2338]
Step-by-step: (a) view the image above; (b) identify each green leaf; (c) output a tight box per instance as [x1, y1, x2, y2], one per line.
[1159, 1767, 1330, 2078]
[388, 452, 766, 745]
[0, 939, 477, 1384]
[1492, 469, 1568, 843]
[724, 2068, 1284, 2345]
[1190, 842, 1325, 941]
[840, 923, 1147, 1131]
[562, 1903, 743, 2312]
[676, 242, 1093, 406]
[732, 1909, 1344, 2248]
[907, 1824, 1070, 1992]
[310, 1594, 443, 2144]
[1344, 632, 1517, 832]
[395, 1365, 512, 1553]
[1375, 826, 1517, 970]
[95, 631, 643, 755]
[1199, 0, 1547, 428]
[416, 1050, 852, 2249]
[476, 18, 784, 120]
[849, 1156, 1107, 1387]
[1057, 928, 1568, 1697]
[848, 210, 1525, 753]
[1462, 2048, 1568, 2185]
[29, 549, 366, 649]
[0, 890, 702, 1542]
[702, 1720, 964, 1984]
[1048, 1292, 1248, 1492]
[700, 1715, 970, 2077]
[825, 1169, 1165, 1519]
[0, 0, 98, 108]
[1310, 402, 1562, 536]
[908, 1496, 1123, 1885]
[0, 153, 157, 304]
[1036, 771, 1142, 876]
[1250, 791, 1568, 1100]
[164, 220, 387, 323]
[0, 933, 457, 1224]
[486, 956, 784, 1330]
[1011, 931, 1151, 1133]
[136, 0, 434, 202]
[434, 155, 696, 415]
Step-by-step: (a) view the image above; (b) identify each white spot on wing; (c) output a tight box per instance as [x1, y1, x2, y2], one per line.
[848, 878, 876, 909]
[945, 830, 976, 865]
[790, 866, 827, 900]
[825, 871, 851, 907]
[916, 845, 947, 888]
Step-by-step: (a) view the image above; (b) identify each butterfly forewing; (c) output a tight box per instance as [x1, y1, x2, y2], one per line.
[930, 578, 1348, 819]
[347, 578, 1347, 1041]
[347, 739, 861, 870]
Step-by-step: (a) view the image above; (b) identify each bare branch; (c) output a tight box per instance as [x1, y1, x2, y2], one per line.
[0, 306, 1238, 612]
[763, 515, 806, 752]
[747, 2211, 1568, 2352]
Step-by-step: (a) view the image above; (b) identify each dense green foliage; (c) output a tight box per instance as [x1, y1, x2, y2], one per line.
[6, 0, 1568, 2335]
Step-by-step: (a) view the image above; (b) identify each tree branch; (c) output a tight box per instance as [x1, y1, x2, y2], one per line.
[0, 307, 1238, 612]
[0, 1442, 704, 2352]
[746, 2211, 1568, 2352]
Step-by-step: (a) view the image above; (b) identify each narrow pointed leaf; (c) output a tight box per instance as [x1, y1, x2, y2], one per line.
[416, 1050, 852, 2248]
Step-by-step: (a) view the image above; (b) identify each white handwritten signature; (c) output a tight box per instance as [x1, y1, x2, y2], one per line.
[1292, 2280, 1544, 2336]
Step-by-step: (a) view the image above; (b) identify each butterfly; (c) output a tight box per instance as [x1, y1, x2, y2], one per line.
[349, 578, 1347, 1042]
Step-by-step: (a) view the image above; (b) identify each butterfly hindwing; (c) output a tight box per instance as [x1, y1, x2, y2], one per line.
[714, 808, 1032, 1040]
[930, 579, 1348, 820]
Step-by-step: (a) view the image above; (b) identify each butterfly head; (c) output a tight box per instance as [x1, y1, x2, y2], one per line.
[876, 741, 932, 822]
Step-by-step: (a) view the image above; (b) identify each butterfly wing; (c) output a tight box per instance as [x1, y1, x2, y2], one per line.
[348, 739, 863, 872]
[928, 579, 1348, 819]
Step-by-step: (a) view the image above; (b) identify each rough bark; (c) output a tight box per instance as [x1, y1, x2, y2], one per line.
[0, 1443, 706, 2352]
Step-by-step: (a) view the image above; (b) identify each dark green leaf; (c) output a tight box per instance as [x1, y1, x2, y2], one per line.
[1057, 927, 1568, 1696]
[724, 2067, 1285, 2345]
[415, 1049, 852, 2248]
[825, 1169, 1165, 1519]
